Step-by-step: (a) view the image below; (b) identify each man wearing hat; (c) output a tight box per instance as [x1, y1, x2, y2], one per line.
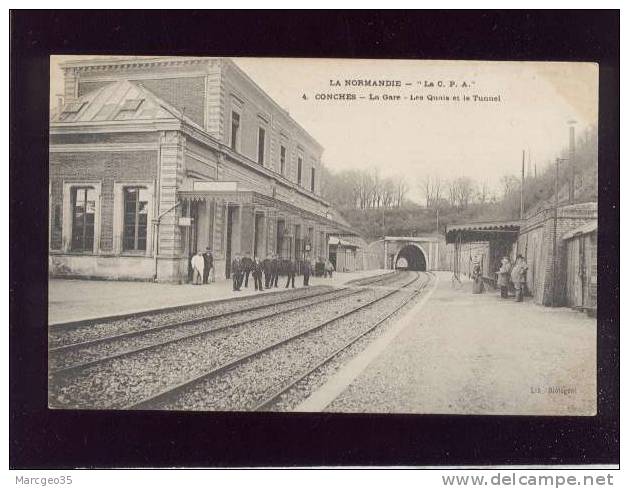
[202, 247, 214, 284]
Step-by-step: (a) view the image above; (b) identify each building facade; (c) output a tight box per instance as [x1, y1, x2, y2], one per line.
[516, 202, 597, 306]
[49, 57, 358, 283]
[444, 202, 597, 309]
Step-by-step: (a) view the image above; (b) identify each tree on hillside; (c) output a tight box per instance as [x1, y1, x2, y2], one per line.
[393, 176, 408, 207]
[419, 175, 443, 208]
[477, 180, 490, 205]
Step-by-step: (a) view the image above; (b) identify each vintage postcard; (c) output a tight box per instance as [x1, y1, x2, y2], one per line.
[47, 56, 598, 416]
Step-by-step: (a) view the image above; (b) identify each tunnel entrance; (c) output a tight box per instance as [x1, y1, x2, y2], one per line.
[395, 244, 427, 271]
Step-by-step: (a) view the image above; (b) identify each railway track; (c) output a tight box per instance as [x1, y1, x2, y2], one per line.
[48, 271, 397, 349]
[48, 271, 402, 374]
[253, 272, 433, 412]
[48, 272, 413, 409]
[125, 271, 431, 411]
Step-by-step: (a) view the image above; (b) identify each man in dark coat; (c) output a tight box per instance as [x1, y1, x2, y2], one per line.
[241, 252, 253, 288]
[302, 260, 312, 286]
[202, 247, 213, 284]
[263, 255, 272, 289]
[270, 254, 279, 288]
[285, 259, 296, 288]
[252, 256, 264, 292]
[231, 254, 242, 291]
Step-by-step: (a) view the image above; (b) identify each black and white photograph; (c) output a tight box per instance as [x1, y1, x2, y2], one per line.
[47, 55, 599, 415]
[9, 9, 619, 470]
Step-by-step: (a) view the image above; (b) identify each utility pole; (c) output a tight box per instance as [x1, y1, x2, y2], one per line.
[568, 120, 577, 203]
[520, 149, 525, 219]
[381, 204, 385, 237]
[436, 206, 440, 234]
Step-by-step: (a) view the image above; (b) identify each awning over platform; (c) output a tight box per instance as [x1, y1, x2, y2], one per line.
[177, 189, 359, 236]
[445, 220, 521, 244]
[328, 237, 358, 248]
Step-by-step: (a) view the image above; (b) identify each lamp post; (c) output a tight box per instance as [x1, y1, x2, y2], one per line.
[567, 120, 577, 204]
[520, 149, 525, 219]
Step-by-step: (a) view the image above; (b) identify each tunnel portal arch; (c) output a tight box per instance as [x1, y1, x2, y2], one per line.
[394, 244, 427, 271]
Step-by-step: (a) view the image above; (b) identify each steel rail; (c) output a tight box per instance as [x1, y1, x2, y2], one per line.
[49, 270, 398, 331]
[124, 272, 423, 411]
[253, 272, 434, 412]
[50, 271, 400, 352]
[49, 272, 404, 375]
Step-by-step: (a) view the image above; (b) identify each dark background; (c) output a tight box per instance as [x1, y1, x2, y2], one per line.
[10, 10, 620, 468]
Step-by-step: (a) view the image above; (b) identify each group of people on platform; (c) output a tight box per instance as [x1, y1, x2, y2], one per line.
[497, 254, 529, 302]
[229, 254, 336, 292]
[470, 254, 529, 302]
[190, 250, 336, 292]
[190, 247, 215, 285]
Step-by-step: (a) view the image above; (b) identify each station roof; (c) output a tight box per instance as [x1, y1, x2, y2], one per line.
[445, 220, 522, 244]
[50, 79, 200, 128]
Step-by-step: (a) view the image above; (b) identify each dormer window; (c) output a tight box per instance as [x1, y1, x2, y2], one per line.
[115, 99, 145, 120]
[61, 101, 86, 114]
[119, 99, 144, 111]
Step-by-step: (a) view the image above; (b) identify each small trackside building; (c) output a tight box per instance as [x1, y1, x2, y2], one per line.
[49, 57, 358, 283]
[444, 201, 597, 308]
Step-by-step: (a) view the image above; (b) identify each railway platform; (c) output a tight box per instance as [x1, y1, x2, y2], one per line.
[297, 271, 597, 416]
[48, 269, 390, 325]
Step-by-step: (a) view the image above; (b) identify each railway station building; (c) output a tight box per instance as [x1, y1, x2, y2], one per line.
[49, 57, 359, 283]
[444, 201, 597, 311]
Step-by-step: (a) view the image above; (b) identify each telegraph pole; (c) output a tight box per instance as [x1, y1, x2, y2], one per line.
[568, 120, 577, 203]
[520, 149, 525, 219]
[436, 206, 440, 234]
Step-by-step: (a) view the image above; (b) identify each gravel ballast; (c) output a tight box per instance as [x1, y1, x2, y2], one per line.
[152, 281, 423, 411]
[48, 276, 409, 409]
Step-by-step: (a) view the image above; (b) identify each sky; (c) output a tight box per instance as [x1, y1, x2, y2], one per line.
[50, 56, 598, 202]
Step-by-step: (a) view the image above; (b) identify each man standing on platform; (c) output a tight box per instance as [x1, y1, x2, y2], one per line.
[270, 254, 279, 288]
[285, 259, 296, 288]
[202, 247, 213, 284]
[191, 251, 205, 285]
[231, 254, 242, 291]
[252, 256, 264, 292]
[497, 256, 512, 299]
[302, 259, 312, 286]
[511, 255, 528, 302]
[263, 255, 272, 289]
[241, 252, 253, 288]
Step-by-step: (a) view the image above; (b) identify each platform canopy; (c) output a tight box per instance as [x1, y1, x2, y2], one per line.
[177, 188, 359, 236]
[328, 237, 358, 249]
[445, 220, 522, 244]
